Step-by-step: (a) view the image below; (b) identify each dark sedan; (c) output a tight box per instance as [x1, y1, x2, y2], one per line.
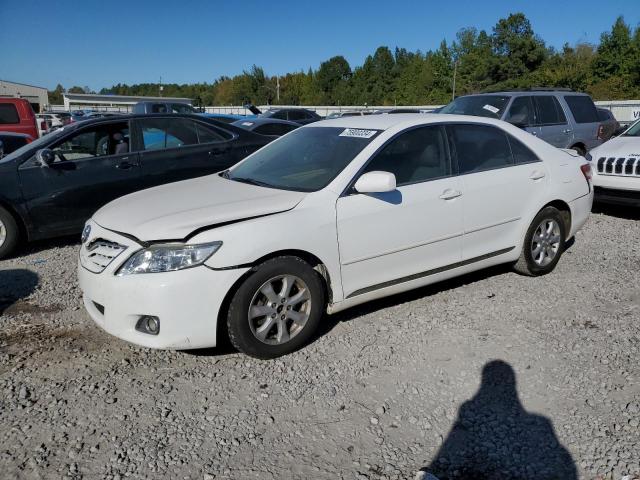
[0, 114, 270, 258]
[231, 117, 300, 137]
[259, 108, 322, 125]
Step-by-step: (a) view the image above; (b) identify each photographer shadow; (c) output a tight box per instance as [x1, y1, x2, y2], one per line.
[423, 360, 577, 480]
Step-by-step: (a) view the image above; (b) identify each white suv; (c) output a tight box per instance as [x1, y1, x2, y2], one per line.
[78, 114, 593, 359]
[588, 119, 640, 206]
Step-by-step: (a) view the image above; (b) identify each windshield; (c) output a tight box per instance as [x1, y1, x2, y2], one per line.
[622, 120, 640, 137]
[0, 128, 66, 163]
[227, 126, 379, 192]
[440, 95, 511, 119]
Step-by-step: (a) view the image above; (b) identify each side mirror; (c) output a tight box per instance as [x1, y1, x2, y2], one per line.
[35, 148, 56, 167]
[354, 171, 396, 194]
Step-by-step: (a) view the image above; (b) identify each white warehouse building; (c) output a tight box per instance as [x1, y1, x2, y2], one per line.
[0, 79, 49, 113]
[61, 93, 192, 112]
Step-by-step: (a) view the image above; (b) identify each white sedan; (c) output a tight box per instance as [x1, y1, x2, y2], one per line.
[587, 119, 640, 206]
[78, 114, 593, 359]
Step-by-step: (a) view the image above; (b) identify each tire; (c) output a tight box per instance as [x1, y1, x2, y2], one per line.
[226, 256, 326, 359]
[514, 206, 566, 276]
[571, 144, 586, 157]
[0, 206, 19, 260]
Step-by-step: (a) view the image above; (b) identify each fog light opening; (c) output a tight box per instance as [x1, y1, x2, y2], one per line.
[136, 315, 160, 335]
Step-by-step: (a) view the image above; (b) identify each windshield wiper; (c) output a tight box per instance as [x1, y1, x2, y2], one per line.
[230, 176, 274, 188]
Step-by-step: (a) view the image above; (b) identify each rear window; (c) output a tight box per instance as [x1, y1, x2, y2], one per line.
[449, 124, 514, 174]
[440, 95, 510, 119]
[139, 118, 198, 150]
[534, 96, 567, 125]
[564, 96, 598, 124]
[0, 104, 20, 124]
[597, 109, 613, 121]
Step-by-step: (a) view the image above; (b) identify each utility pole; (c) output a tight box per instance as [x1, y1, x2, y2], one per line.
[159, 76, 163, 97]
[276, 76, 280, 102]
[451, 60, 458, 101]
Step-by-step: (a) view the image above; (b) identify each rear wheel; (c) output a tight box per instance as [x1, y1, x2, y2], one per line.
[226, 256, 325, 359]
[571, 144, 586, 157]
[0, 206, 19, 259]
[514, 206, 566, 276]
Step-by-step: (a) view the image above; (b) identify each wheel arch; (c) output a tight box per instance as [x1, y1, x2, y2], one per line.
[215, 249, 335, 345]
[569, 142, 586, 156]
[542, 199, 572, 234]
[0, 198, 29, 242]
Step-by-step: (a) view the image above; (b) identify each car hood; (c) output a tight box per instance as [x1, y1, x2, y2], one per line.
[590, 136, 640, 158]
[93, 174, 306, 242]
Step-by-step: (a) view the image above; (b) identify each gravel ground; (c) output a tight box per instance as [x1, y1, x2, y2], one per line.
[1, 206, 639, 480]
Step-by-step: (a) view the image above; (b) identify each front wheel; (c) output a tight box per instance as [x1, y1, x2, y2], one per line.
[0, 206, 19, 259]
[514, 206, 566, 276]
[226, 256, 326, 359]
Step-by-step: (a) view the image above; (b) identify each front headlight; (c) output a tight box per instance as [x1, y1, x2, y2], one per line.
[116, 242, 222, 275]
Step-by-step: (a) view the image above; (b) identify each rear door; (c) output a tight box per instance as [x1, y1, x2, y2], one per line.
[18, 120, 141, 235]
[533, 95, 572, 148]
[134, 117, 240, 188]
[448, 123, 549, 260]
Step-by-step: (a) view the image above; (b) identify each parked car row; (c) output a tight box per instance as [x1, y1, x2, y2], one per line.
[3, 87, 635, 359]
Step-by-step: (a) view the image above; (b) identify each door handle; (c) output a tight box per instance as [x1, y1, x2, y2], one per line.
[563, 129, 572, 134]
[529, 170, 546, 180]
[439, 188, 462, 200]
[116, 160, 134, 170]
[531, 131, 537, 136]
[209, 148, 230, 156]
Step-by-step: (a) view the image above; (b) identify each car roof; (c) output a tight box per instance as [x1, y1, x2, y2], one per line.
[461, 90, 588, 97]
[232, 117, 299, 126]
[0, 131, 30, 138]
[310, 113, 510, 131]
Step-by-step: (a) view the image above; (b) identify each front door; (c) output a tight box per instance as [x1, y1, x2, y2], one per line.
[18, 120, 141, 236]
[336, 125, 463, 299]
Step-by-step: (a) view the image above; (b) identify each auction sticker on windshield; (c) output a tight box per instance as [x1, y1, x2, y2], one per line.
[483, 104, 500, 114]
[339, 128, 378, 138]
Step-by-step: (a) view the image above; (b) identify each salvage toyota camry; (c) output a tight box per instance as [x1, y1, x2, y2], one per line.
[78, 114, 593, 359]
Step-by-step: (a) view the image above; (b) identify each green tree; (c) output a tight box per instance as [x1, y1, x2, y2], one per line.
[490, 13, 548, 83]
[316, 56, 351, 104]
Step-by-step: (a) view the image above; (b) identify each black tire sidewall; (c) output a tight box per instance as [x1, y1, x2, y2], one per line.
[522, 207, 566, 275]
[227, 257, 325, 359]
[0, 206, 19, 259]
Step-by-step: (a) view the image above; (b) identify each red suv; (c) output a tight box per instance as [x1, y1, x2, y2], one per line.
[0, 98, 38, 140]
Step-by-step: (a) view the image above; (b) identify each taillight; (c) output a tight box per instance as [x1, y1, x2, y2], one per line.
[597, 125, 605, 140]
[40, 120, 47, 131]
[580, 163, 592, 192]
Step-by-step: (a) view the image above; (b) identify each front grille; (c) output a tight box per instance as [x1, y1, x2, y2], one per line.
[82, 238, 127, 273]
[596, 157, 640, 177]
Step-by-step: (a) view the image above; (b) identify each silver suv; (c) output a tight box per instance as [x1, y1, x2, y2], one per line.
[440, 89, 602, 155]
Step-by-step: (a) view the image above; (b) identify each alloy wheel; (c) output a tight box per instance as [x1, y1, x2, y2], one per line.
[0, 219, 6, 248]
[531, 219, 561, 267]
[248, 275, 312, 345]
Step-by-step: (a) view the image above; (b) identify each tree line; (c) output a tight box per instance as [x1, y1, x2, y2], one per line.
[49, 13, 640, 107]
